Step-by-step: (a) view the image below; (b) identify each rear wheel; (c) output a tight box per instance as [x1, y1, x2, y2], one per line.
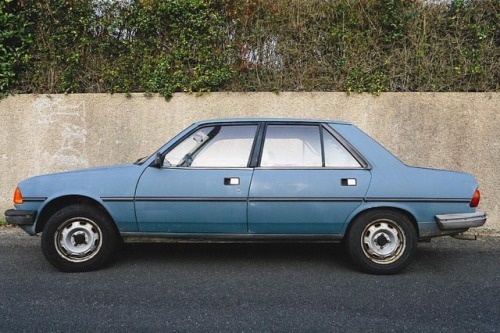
[346, 210, 417, 275]
[41, 204, 119, 272]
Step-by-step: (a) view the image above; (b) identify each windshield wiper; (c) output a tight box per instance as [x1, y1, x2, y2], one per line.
[134, 156, 148, 164]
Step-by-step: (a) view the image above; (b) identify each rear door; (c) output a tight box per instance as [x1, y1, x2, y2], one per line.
[248, 123, 371, 234]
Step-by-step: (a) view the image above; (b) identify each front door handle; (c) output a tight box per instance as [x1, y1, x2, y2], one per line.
[224, 177, 240, 186]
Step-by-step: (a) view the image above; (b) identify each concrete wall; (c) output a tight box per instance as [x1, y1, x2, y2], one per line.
[1, 92, 498, 233]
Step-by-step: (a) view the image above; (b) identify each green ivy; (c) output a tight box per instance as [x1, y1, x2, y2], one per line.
[380, 0, 406, 43]
[2, 0, 498, 97]
[345, 68, 388, 95]
[0, 0, 32, 97]
[134, 0, 233, 99]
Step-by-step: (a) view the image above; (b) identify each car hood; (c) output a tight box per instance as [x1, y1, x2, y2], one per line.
[17, 164, 145, 200]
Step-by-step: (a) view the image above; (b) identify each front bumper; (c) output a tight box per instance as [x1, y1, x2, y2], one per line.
[4, 209, 37, 226]
[435, 212, 487, 230]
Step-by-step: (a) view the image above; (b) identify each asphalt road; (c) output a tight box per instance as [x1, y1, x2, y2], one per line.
[0, 227, 499, 332]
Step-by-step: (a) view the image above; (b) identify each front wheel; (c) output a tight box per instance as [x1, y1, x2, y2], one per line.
[41, 204, 119, 272]
[346, 210, 417, 275]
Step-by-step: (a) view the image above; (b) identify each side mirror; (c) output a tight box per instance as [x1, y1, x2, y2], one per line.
[153, 152, 163, 168]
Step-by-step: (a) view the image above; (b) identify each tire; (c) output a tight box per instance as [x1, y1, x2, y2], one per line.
[346, 210, 417, 275]
[41, 204, 119, 272]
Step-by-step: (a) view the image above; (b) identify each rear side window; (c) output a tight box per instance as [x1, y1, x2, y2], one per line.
[323, 129, 361, 168]
[260, 125, 361, 168]
[261, 125, 322, 167]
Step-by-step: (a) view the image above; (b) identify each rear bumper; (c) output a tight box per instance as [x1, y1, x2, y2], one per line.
[4, 209, 37, 226]
[435, 212, 487, 230]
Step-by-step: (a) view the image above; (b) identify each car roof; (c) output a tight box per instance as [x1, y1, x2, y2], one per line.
[193, 118, 353, 126]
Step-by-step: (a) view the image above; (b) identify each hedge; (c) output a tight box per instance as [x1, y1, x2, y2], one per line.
[1, 0, 498, 99]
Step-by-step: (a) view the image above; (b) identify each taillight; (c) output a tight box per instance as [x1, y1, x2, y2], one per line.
[470, 189, 480, 208]
[13, 187, 23, 204]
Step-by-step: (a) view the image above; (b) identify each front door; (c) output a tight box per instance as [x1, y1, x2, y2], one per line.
[135, 124, 258, 233]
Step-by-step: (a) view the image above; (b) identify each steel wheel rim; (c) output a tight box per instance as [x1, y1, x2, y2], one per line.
[361, 219, 406, 264]
[55, 217, 102, 263]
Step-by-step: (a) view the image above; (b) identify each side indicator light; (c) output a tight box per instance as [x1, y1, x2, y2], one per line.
[13, 187, 23, 204]
[470, 189, 480, 208]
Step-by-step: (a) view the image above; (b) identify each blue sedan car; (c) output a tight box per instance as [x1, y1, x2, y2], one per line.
[5, 119, 486, 274]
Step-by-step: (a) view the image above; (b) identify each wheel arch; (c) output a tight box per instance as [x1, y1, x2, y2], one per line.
[344, 206, 419, 238]
[35, 195, 117, 234]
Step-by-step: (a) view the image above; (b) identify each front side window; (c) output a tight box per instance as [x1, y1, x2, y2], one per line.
[164, 125, 257, 168]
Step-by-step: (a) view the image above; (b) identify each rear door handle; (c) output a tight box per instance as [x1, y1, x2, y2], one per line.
[341, 178, 357, 186]
[224, 177, 240, 185]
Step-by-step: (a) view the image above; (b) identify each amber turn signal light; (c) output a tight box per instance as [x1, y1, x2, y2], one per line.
[469, 189, 480, 208]
[13, 187, 23, 204]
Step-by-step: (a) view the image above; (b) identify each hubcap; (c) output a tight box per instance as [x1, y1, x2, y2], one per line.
[55, 217, 102, 262]
[361, 219, 406, 264]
